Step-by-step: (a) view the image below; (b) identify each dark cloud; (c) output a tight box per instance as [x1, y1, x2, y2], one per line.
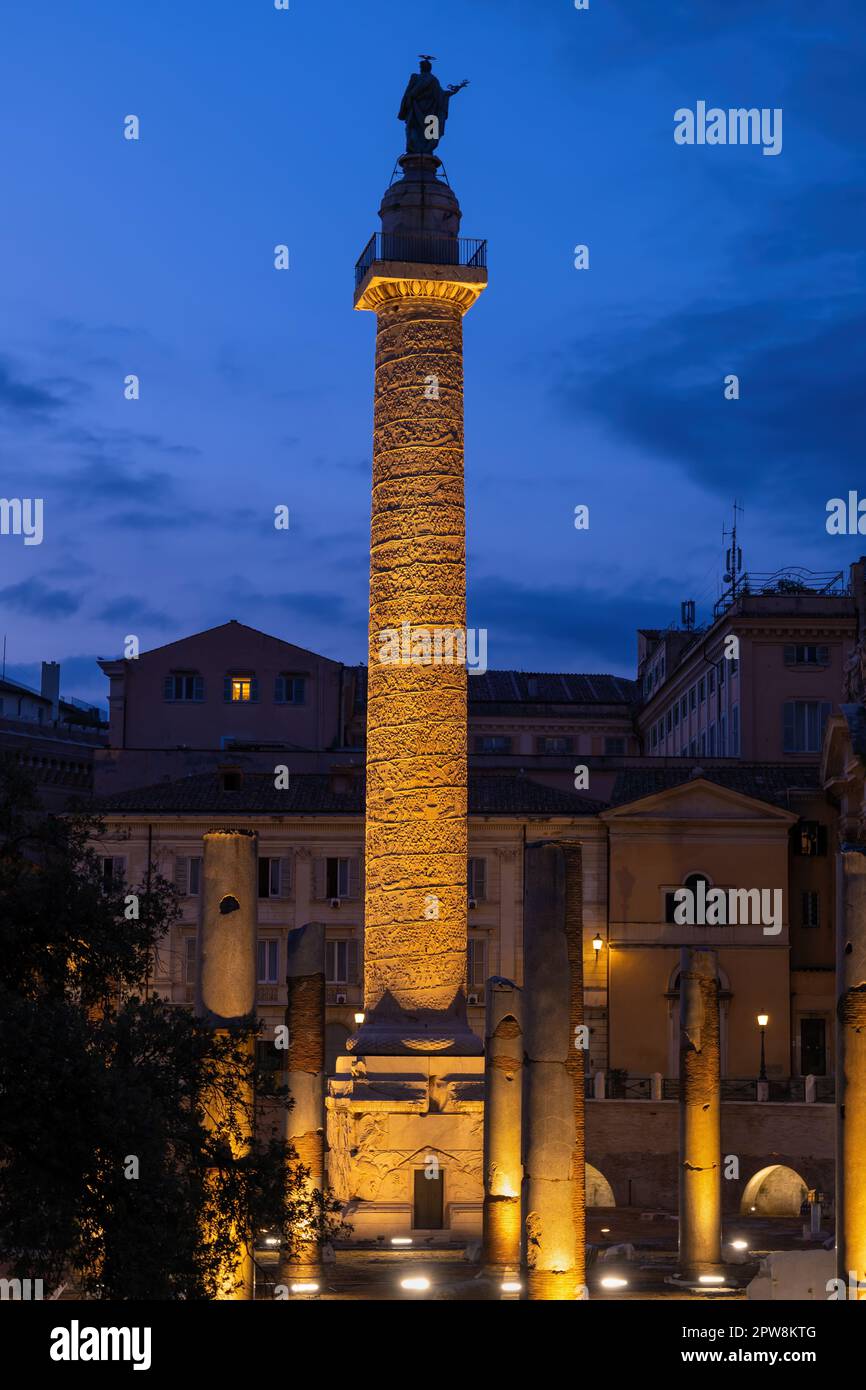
[552, 296, 865, 500]
[469, 576, 680, 670]
[98, 597, 172, 629]
[0, 579, 80, 617]
[0, 357, 70, 423]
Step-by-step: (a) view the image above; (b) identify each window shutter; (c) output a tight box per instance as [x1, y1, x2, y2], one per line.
[820, 702, 831, 744]
[474, 858, 486, 901]
[279, 856, 291, 897]
[467, 939, 475, 986]
[818, 645, 829, 665]
[113, 856, 125, 883]
[185, 936, 196, 983]
[164, 675, 174, 701]
[275, 675, 285, 703]
[224, 676, 232, 702]
[175, 856, 189, 896]
[784, 644, 795, 664]
[193, 675, 204, 701]
[257, 940, 265, 982]
[347, 937, 359, 984]
[251, 676, 259, 703]
[313, 858, 326, 899]
[783, 701, 796, 753]
[818, 824, 828, 855]
[270, 858, 281, 897]
[348, 857, 361, 899]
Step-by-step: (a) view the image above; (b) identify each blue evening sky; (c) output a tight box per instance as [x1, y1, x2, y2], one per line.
[0, 0, 863, 706]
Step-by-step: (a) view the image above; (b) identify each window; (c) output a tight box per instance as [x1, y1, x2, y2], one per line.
[665, 872, 712, 924]
[802, 891, 820, 928]
[467, 937, 487, 989]
[176, 855, 202, 896]
[718, 659, 725, 686]
[666, 710, 672, 734]
[731, 704, 739, 755]
[256, 1038, 285, 1074]
[793, 821, 828, 857]
[709, 669, 715, 696]
[698, 677, 705, 703]
[689, 739, 697, 756]
[700, 732, 707, 755]
[689, 687, 696, 712]
[224, 674, 258, 703]
[673, 703, 680, 728]
[783, 701, 832, 753]
[326, 857, 350, 898]
[708, 723, 716, 756]
[184, 936, 197, 985]
[101, 856, 125, 890]
[605, 736, 626, 755]
[275, 674, 306, 705]
[651, 725, 658, 749]
[257, 939, 279, 984]
[680, 696, 688, 719]
[539, 735, 573, 754]
[164, 673, 204, 702]
[476, 735, 511, 753]
[258, 857, 284, 898]
[325, 937, 359, 984]
[719, 713, 726, 756]
[468, 857, 487, 901]
[785, 644, 829, 667]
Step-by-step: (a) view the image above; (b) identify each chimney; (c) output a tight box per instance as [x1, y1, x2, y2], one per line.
[41, 661, 60, 721]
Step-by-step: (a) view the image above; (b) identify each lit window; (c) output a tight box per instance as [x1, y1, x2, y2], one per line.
[224, 674, 258, 703]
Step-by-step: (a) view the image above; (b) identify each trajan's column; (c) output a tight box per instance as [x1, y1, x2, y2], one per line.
[326, 59, 488, 1239]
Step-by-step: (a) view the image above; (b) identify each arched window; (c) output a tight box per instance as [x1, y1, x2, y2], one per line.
[664, 871, 713, 923]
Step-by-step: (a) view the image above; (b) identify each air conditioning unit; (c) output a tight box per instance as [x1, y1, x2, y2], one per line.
[468, 898, 477, 910]
[468, 992, 480, 1006]
[336, 992, 347, 1005]
[330, 897, 341, 908]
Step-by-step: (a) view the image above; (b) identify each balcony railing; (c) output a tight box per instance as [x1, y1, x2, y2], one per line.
[594, 1073, 835, 1103]
[355, 233, 487, 289]
[713, 568, 846, 618]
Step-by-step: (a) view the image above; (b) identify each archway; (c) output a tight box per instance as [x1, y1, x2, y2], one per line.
[740, 1165, 808, 1216]
[586, 1163, 615, 1207]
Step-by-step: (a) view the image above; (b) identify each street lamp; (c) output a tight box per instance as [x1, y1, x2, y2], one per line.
[757, 1013, 769, 1082]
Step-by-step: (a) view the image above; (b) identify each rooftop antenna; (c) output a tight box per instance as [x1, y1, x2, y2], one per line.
[722, 500, 744, 599]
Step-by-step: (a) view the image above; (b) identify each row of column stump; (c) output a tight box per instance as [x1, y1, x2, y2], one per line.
[196, 830, 865, 1299]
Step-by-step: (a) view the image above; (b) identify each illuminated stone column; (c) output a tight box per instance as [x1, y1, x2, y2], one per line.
[561, 841, 586, 1288]
[199, 828, 257, 1301]
[352, 154, 486, 1053]
[836, 846, 866, 1297]
[279, 921, 326, 1289]
[482, 979, 523, 1274]
[677, 946, 722, 1283]
[521, 841, 584, 1300]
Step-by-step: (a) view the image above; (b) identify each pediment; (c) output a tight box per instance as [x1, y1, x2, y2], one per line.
[602, 778, 796, 824]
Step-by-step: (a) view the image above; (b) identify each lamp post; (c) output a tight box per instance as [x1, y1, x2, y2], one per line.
[757, 1013, 769, 1082]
